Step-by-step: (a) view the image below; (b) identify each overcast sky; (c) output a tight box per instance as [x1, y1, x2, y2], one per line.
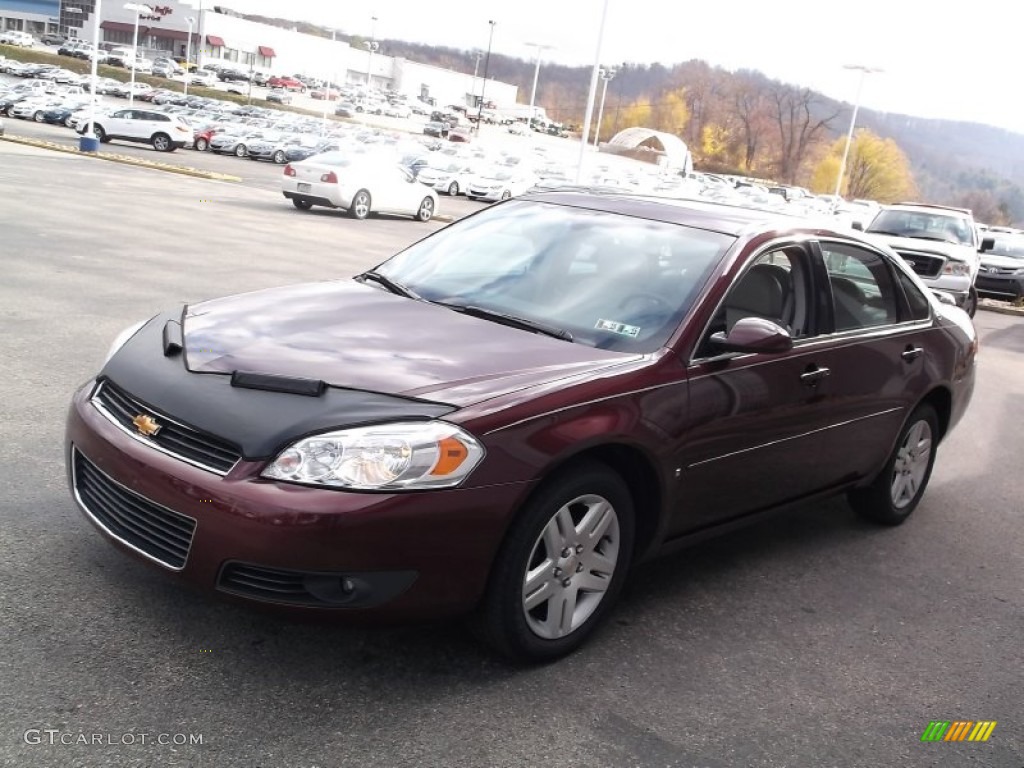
[204, 0, 1023, 135]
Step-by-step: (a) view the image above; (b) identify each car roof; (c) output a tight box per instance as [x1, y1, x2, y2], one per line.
[518, 190, 837, 237]
[886, 202, 973, 217]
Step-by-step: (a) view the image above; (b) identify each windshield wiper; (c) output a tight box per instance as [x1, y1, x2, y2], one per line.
[355, 271, 420, 299]
[905, 234, 962, 244]
[437, 302, 574, 342]
[865, 229, 905, 237]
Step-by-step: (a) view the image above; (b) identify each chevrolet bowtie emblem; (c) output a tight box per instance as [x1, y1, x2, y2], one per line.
[132, 414, 162, 437]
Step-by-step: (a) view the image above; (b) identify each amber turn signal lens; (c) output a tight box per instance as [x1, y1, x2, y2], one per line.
[431, 436, 469, 476]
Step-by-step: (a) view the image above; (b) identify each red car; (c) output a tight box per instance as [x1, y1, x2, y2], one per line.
[192, 126, 224, 151]
[65, 193, 976, 661]
[266, 76, 305, 92]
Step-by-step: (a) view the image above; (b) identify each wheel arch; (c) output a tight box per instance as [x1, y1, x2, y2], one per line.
[502, 442, 666, 567]
[918, 385, 952, 442]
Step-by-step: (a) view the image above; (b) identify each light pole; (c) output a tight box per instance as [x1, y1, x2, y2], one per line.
[476, 20, 496, 132]
[365, 15, 378, 89]
[82, 0, 102, 149]
[833, 64, 883, 203]
[471, 51, 483, 108]
[575, 0, 611, 182]
[363, 40, 379, 90]
[183, 15, 194, 97]
[524, 41, 553, 127]
[123, 3, 152, 107]
[593, 66, 616, 146]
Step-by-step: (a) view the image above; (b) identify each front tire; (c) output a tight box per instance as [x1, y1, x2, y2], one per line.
[273, 150, 286, 164]
[848, 404, 938, 526]
[348, 189, 371, 219]
[195, 137, 209, 151]
[473, 461, 635, 662]
[33, 110, 44, 122]
[234, 144, 247, 157]
[447, 181, 459, 196]
[964, 286, 978, 317]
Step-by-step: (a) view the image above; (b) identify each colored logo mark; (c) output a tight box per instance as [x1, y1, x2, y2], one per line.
[921, 720, 997, 742]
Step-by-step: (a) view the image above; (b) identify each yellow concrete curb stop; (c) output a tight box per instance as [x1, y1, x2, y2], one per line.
[0, 134, 242, 183]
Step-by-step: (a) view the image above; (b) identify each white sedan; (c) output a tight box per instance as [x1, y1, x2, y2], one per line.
[282, 151, 439, 221]
[466, 169, 538, 202]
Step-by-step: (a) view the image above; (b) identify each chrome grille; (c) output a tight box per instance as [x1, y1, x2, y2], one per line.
[896, 251, 945, 278]
[73, 448, 196, 570]
[92, 380, 241, 474]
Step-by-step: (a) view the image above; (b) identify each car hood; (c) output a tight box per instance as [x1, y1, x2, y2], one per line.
[979, 254, 1024, 270]
[863, 233, 976, 263]
[183, 280, 636, 407]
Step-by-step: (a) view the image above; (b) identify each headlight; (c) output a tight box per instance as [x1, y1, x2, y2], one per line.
[942, 261, 971, 277]
[261, 421, 485, 491]
[103, 319, 149, 365]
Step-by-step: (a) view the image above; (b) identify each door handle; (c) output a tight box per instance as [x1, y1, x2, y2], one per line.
[902, 346, 924, 362]
[799, 365, 831, 385]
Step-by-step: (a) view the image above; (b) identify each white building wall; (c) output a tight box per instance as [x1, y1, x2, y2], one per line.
[392, 58, 517, 109]
[66, 1, 519, 103]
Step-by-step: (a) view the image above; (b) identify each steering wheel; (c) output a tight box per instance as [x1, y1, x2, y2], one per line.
[618, 292, 673, 314]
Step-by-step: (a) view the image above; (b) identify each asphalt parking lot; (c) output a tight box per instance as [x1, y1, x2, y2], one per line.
[1, 141, 1022, 768]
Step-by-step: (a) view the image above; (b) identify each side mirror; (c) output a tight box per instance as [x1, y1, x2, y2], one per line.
[709, 317, 793, 354]
[931, 290, 958, 307]
[980, 237, 995, 253]
[851, 221, 864, 231]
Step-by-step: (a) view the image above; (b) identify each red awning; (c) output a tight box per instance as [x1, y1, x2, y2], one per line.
[257, 45, 275, 57]
[148, 27, 189, 42]
[206, 35, 225, 47]
[100, 20, 143, 33]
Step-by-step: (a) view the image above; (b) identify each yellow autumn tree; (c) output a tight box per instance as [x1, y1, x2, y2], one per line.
[651, 88, 689, 136]
[811, 129, 916, 202]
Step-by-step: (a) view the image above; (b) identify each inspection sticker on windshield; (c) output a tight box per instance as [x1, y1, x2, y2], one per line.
[595, 319, 641, 338]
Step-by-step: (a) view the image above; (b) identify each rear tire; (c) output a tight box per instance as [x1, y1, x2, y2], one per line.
[447, 181, 459, 196]
[234, 144, 247, 157]
[349, 189, 371, 219]
[273, 150, 286, 164]
[195, 137, 209, 151]
[151, 133, 173, 152]
[416, 196, 434, 222]
[848, 404, 938, 526]
[472, 461, 634, 662]
[291, 198, 313, 210]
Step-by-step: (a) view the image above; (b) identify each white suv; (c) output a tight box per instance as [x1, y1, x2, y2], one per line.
[77, 108, 192, 152]
[863, 202, 993, 316]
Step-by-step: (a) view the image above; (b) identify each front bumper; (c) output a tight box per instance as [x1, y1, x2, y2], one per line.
[975, 273, 1024, 300]
[66, 380, 525, 619]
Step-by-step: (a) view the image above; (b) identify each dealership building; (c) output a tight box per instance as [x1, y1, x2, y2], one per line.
[0, 0, 517, 109]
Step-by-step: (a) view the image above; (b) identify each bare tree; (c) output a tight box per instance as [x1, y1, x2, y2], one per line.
[730, 72, 771, 172]
[769, 85, 841, 183]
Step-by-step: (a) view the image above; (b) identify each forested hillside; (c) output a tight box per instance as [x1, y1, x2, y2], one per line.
[243, 13, 1024, 224]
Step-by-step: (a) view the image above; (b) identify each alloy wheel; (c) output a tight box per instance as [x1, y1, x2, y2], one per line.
[521, 494, 620, 640]
[890, 419, 932, 509]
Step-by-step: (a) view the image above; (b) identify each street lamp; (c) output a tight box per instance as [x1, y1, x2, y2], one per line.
[364, 15, 378, 88]
[82, 0, 102, 150]
[123, 2, 152, 107]
[593, 66, 617, 146]
[475, 20, 496, 132]
[524, 41, 553, 127]
[833, 64, 884, 203]
[471, 50, 483, 108]
[183, 15, 195, 97]
[575, 0, 611, 182]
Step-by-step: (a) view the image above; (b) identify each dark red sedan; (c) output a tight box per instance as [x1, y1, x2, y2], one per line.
[65, 193, 977, 661]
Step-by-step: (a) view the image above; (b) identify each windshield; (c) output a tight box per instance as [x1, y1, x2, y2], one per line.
[867, 209, 974, 246]
[989, 236, 1024, 259]
[374, 201, 734, 352]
